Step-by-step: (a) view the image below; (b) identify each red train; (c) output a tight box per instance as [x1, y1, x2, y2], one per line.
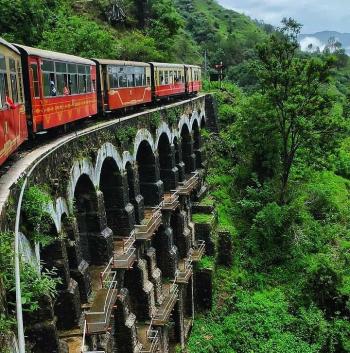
[0, 37, 202, 167]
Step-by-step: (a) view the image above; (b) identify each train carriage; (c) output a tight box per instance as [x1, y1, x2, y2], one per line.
[185, 65, 202, 94]
[14, 44, 97, 132]
[0, 38, 27, 166]
[150, 63, 186, 99]
[94, 59, 152, 113]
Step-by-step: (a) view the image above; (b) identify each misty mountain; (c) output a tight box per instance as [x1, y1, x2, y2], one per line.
[299, 31, 350, 54]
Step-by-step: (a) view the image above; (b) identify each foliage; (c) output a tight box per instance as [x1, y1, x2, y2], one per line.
[22, 186, 53, 246]
[0, 232, 60, 314]
[149, 111, 161, 130]
[198, 256, 215, 271]
[192, 213, 213, 224]
[189, 19, 350, 351]
[255, 18, 347, 203]
[115, 126, 137, 145]
[40, 14, 119, 58]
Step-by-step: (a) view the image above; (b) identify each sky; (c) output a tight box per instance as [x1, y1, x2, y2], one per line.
[217, 0, 350, 34]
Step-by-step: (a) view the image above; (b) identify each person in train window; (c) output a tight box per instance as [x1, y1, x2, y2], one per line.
[50, 80, 57, 96]
[63, 80, 70, 95]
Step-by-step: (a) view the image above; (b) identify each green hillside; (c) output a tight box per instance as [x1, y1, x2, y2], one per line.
[0, 0, 266, 75]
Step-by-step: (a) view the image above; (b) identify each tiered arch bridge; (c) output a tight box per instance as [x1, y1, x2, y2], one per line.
[0, 94, 217, 353]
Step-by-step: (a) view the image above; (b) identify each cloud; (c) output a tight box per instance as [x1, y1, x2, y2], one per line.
[299, 37, 326, 52]
[217, 0, 350, 33]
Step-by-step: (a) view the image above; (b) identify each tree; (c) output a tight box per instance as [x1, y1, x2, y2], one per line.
[255, 18, 344, 204]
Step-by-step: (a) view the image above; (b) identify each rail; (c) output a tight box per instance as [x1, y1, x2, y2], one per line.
[85, 258, 118, 334]
[176, 257, 193, 284]
[189, 240, 205, 262]
[81, 320, 105, 353]
[135, 204, 162, 240]
[162, 190, 180, 210]
[177, 172, 199, 195]
[140, 319, 160, 353]
[154, 278, 178, 325]
[113, 231, 136, 269]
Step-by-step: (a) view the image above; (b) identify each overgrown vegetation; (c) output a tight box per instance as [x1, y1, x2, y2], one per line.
[188, 19, 350, 353]
[0, 231, 59, 315]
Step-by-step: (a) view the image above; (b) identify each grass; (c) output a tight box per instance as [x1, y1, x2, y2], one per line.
[198, 256, 215, 270]
[200, 196, 215, 206]
[192, 213, 214, 224]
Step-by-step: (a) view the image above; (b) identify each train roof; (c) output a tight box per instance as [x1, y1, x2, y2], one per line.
[0, 37, 20, 55]
[185, 64, 201, 69]
[150, 62, 186, 69]
[94, 59, 150, 67]
[14, 44, 95, 65]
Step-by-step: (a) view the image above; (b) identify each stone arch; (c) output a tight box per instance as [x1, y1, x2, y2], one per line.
[200, 114, 206, 128]
[95, 142, 124, 186]
[173, 136, 185, 182]
[122, 151, 134, 170]
[125, 161, 144, 224]
[178, 115, 191, 135]
[133, 129, 155, 159]
[192, 119, 202, 169]
[181, 124, 195, 174]
[157, 132, 178, 191]
[189, 110, 200, 133]
[73, 174, 103, 265]
[136, 139, 163, 206]
[155, 121, 172, 150]
[99, 156, 135, 237]
[67, 158, 96, 208]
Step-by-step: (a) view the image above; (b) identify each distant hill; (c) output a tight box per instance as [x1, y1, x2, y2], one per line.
[299, 31, 350, 54]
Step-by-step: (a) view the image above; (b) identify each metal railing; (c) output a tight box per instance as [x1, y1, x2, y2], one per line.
[176, 258, 193, 283]
[113, 230, 136, 268]
[113, 246, 136, 268]
[135, 204, 162, 240]
[81, 320, 105, 353]
[140, 320, 160, 353]
[189, 240, 205, 261]
[177, 172, 199, 195]
[85, 258, 118, 333]
[154, 279, 178, 322]
[162, 190, 179, 210]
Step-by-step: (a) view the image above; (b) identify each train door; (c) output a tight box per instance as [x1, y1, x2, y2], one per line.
[28, 57, 43, 131]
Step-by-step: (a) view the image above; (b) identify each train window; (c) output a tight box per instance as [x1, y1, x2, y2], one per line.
[69, 74, 78, 94]
[42, 60, 54, 72]
[85, 66, 90, 75]
[164, 71, 169, 84]
[30, 64, 40, 98]
[17, 62, 24, 102]
[9, 59, 18, 103]
[118, 73, 128, 88]
[78, 75, 87, 93]
[56, 73, 66, 95]
[0, 56, 8, 109]
[78, 65, 85, 74]
[0, 55, 6, 70]
[68, 64, 77, 74]
[86, 74, 92, 92]
[43, 72, 57, 97]
[169, 71, 173, 84]
[55, 62, 67, 73]
[159, 71, 164, 85]
[127, 74, 135, 87]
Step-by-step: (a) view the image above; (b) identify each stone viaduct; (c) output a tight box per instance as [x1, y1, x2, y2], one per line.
[0, 94, 217, 353]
